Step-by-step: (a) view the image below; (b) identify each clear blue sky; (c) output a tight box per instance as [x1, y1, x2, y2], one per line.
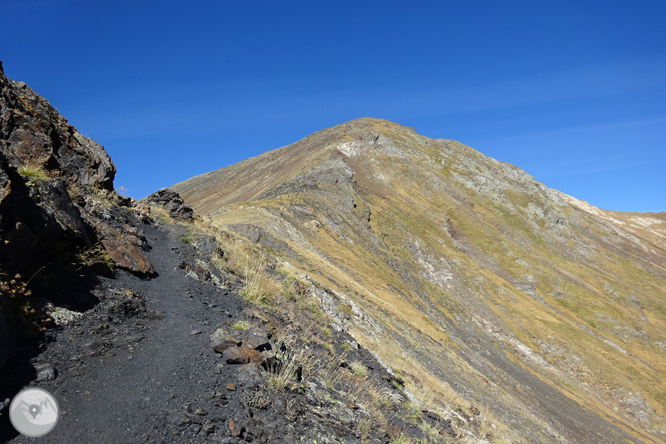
[2, 0, 665, 212]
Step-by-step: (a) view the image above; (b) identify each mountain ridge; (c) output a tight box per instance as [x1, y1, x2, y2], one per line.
[2, 58, 665, 443]
[173, 117, 666, 443]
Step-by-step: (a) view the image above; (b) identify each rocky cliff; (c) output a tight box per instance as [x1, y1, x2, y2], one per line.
[0, 61, 155, 369]
[174, 118, 666, 443]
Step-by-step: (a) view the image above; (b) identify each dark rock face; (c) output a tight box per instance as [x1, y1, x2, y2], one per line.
[0, 61, 116, 271]
[0, 62, 155, 369]
[0, 63, 115, 191]
[144, 188, 194, 221]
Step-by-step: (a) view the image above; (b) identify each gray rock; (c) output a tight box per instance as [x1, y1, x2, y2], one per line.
[197, 235, 219, 255]
[240, 328, 270, 351]
[33, 362, 56, 381]
[237, 363, 263, 385]
[210, 329, 238, 351]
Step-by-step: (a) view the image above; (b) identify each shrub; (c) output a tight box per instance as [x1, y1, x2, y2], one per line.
[350, 361, 367, 378]
[230, 320, 251, 330]
[18, 163, 49, 181]
[401, 401, 421, 424]
[264, 346, 313, 393]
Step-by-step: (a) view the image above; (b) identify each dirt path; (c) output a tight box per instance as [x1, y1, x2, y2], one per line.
[3, 222, 246, 443]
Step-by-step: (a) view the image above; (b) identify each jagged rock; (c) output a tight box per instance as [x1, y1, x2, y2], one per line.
[221, 345, 263, 365]
[211, 329, 239, 352]
[95, 222, 156, 277]
[144, 188, 194, 221]
[228, 418, 244, 437]
[0, 63, 153, 368]
[240, 328, 271, 351]
[197, 235, 220, 255]
[179, 261, 212, 281]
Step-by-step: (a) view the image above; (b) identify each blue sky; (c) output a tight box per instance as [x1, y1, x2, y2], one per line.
[1, 0, 665, 212]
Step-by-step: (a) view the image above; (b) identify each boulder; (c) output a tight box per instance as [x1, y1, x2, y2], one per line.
[196, 235, 219, 255]
[240, 328, 271, 352]
[143, 188, 194, 221]
[95, 223, 155, 277]
[221, 345, 263, 365]
[210, 329, 239, 352]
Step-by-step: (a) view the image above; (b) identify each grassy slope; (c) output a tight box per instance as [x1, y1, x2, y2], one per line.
[173, 118, 666, 443]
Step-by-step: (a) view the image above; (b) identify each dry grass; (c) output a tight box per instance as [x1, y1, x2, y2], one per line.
[229, 319, 251, 330]
[388, 434, 411, 444]
[148, 205, 173, 224]
[263, 334, 315, 393]
[349, 361, 368, 378]
[74, 244, 115, 273]
[318, 355, 344, 392]
[194, 223, 281, 306]
[239, 255, 280, 305]
[18, 161, 49, 181]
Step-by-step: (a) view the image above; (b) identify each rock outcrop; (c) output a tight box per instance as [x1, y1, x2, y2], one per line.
[143, 188, 195, 221]
[0, 62, 155, 369]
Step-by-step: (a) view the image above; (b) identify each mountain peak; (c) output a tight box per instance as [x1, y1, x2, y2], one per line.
[172, 120, 666, 443]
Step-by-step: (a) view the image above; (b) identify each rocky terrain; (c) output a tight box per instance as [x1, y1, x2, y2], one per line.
[173, 119, 666, 443]
[0, 64, 486, 443]
[1, 61, 665, 444]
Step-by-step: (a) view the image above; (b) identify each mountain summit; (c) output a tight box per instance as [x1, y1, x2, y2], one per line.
[174, 117, 666, 443]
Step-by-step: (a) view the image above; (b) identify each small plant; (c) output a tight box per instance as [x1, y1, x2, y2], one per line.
[230, 320, 251, 330]
[281, 276, 306, 302]
[321, 327, 331, 337]
[74, 245, 114, 274]
[341, 343, 351, 351]
[401, 401, 422, 424]
[242, 386, 271, 410]
[319, 358, 342, 392]
[379, 387, 403, 408]
[299, 301, 321, 316]
[321, 341, 334, 353]
[18, 162, 49, 181]
[178, 233, 195, 244]
[419, 421, 442, 441]
[264, 347, 313, 393]
[350, 361, 368, 378]
[0, 273, 46, 336]
[356, 417, 372, 436]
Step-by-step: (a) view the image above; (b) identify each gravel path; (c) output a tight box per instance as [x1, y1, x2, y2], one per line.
[2, 222, 246, 443]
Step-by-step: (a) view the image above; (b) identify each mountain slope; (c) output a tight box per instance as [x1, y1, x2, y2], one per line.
[173, 118, 666, 443]
[3, 62, 463, 444]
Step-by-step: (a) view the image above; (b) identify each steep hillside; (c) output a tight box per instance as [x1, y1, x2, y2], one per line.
[174, 118, 666, 443]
